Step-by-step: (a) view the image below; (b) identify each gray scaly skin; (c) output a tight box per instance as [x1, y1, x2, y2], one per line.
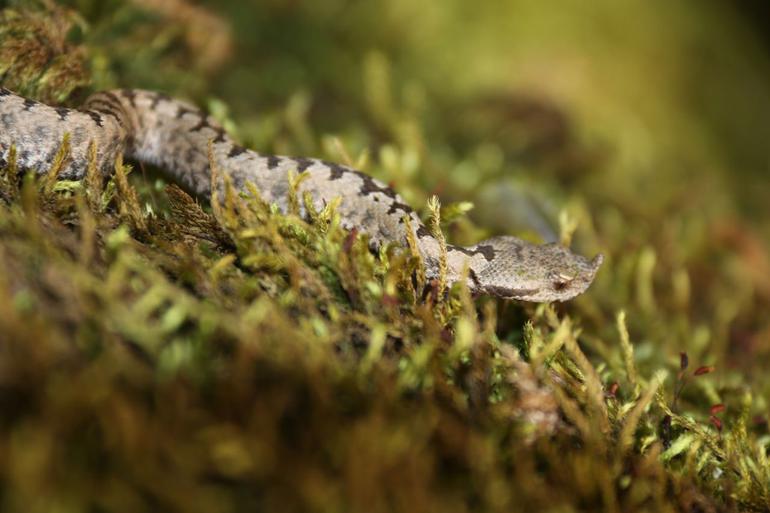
[0, 87, 602, 302]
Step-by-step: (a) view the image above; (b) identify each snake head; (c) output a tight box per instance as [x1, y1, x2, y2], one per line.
[469, 237, 603, 302]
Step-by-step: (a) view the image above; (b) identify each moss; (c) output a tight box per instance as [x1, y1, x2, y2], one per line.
[0, 3, 89, 103]
[1, 1, 770, 512]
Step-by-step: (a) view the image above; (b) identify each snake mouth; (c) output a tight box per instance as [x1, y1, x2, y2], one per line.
[481, 285, 541, 300]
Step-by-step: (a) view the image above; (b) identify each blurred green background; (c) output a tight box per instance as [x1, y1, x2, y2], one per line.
[69, 0, 770, 364]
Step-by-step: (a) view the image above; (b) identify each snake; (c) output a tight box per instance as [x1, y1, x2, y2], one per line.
[0, 87, 602, 302]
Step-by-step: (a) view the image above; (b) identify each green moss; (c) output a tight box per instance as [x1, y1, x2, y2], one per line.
[0, 3, 89, 103]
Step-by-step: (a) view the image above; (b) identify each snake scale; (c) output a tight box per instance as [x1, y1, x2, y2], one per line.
[0, 87, 602, 301]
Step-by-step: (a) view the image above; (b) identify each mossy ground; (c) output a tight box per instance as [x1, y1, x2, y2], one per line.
[1, 1, 770, 512]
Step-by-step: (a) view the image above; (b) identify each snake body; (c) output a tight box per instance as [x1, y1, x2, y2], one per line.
[0, 87, 602, 301]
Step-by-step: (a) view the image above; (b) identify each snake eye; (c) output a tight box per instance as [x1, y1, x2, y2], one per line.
[552, 273, 574, 291]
